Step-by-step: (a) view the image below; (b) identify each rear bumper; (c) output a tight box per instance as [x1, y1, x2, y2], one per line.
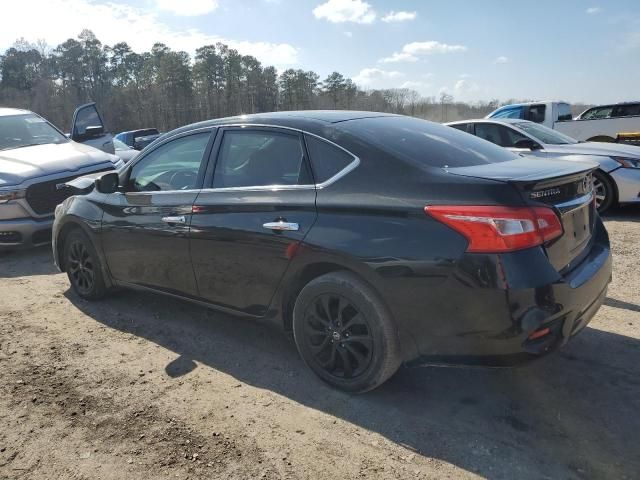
[404, 218, 612, 367]
[0, 216, 53, 250]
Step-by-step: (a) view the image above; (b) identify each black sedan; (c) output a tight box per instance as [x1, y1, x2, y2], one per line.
[53, 111, 612, 392]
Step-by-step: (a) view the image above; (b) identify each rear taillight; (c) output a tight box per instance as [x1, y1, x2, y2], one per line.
[424, 205, 563, 253]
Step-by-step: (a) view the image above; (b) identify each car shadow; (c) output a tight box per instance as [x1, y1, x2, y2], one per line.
[602, 204, 640, 222]
[66, 289, 640, 479]
[0, 246, 59, 278]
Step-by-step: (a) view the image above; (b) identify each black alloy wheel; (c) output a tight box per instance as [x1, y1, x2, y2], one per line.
[64, 229, 108, 300]
[303, 293, 374, 379]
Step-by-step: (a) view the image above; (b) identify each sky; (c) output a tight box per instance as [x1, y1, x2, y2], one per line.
[2, 0, 639, 104]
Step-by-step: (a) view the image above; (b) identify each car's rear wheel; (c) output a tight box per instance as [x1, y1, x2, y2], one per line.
[593, 170, 615, 213]
[292, 271, 401, 393]
[64, 229, 108, 300]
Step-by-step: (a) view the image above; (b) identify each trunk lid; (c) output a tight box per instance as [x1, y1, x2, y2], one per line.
[447, 157, 598, 272]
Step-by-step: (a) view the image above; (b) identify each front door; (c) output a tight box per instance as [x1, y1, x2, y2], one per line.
[100, 130, 214, 296]
[71, 103, 115, 154]
[190, 127, 317, 315]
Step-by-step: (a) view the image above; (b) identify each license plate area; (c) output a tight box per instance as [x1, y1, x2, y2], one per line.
[562, 201, 592, 255]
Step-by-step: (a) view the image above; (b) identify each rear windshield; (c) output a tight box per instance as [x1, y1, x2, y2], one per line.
[338, 116, 517, 168]
[134, 129, 159, 139]
[0, 114, 68, 151]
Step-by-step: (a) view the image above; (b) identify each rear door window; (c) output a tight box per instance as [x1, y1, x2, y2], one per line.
[557, 103, 573, 121]
[304, 134, 355, 183]
[338, 116, 517, 168]
[448, 123, 472, 133]
[526, 104, 546, 123]
[612, 104, 640, 117]
[581, 106, 612, 120]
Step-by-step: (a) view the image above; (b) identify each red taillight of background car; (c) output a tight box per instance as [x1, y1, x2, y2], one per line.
[424, 205, 563, 253]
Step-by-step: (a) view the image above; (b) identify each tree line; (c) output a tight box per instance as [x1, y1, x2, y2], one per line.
[0, 30, 591, 134]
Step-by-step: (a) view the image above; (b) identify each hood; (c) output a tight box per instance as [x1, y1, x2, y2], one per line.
[544, 141, 640, 158]
[0, 141, 118, 187]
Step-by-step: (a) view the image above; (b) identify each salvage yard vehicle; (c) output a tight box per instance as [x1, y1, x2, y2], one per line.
[0, 105, 123, 249]
[486, 101, 640, 143]
[115, 128, 161, 151]
[447, 118, 640, 212]
[53, 111, 612, 393]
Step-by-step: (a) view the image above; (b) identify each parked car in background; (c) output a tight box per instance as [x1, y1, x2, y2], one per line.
[53, 111, 611, 392]
[0, 106, 123, 249]
[447, 118, 640, 212]
[115, 128, 161, 151]
[486, 101, 640, 143]
[113, 138, 138, 163]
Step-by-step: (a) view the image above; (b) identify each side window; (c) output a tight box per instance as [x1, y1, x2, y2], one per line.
[557, 103, 573, 121]
[128, 132, 210, 192]
[500, 126, 530, 148]
[582, 106, 612, 120]
[74, 105, 104, 136]
[474, 123, 505, 146]
[526, 104, 546, 123]
[448, 123, 471, 133]
[491, 106, 523, 119]
[612, 104, 640, 117]
[213, 130, 309, 188]
[304, 134, 355, 183]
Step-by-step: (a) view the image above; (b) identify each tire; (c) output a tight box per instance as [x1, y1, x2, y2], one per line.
[63, 229, 108, 300]
[593, 170, 615, 214]
[292, 271, 401, 393]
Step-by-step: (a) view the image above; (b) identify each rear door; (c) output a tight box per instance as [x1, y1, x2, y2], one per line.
[71, 103, 115, 154]
[190, 126, 317, 315]
[100, 129, 215, 296]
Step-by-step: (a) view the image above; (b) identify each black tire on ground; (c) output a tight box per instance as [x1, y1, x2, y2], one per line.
[63, 229, 108, 300]
[593, 170, 615, 214]
[292, 271, 402, 393]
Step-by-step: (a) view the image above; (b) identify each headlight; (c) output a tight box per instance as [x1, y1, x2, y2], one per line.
[611, 156, 640, 169]
[0, 189, 26, 204]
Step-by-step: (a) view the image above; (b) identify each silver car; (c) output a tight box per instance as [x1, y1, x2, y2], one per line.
[447, 118, 640, 212]
[0, 105, 123, 249]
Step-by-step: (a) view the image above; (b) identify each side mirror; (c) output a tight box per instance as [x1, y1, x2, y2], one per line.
[514, 139, 541, 150]
[84, 125, 104, 138]
[95, 171, 120, 194]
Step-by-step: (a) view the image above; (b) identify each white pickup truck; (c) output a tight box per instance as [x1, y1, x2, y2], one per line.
[486, 101, 640, 143]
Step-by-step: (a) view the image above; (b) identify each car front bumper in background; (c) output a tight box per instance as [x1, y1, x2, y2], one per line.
[0, 216, 54, 250]
[611, 167, 640, 203]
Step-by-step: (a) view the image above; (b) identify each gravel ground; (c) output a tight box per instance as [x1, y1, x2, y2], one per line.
[0, 207, 639, 480]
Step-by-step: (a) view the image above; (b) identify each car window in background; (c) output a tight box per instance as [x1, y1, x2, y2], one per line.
[340, 116, 517, 168]
[113, 138, 130, 150]
[0, 114, 68, 151]
[580, 106, 613, 120]
[526, 104, 546, 123]
[515, 122, 577, 145]
[128, 132, 210, 192]
[448, 123, 471, 133]
[213, 130, 310, 188]
[612, 103, 640, 117]
[491, 106, 524, 119]
[500, 125, 530, 148]
[304, 134, 354, 183]
[474, 123, 507, 147]
[74, 106, 102, 135]
[557, 103, 573, 121]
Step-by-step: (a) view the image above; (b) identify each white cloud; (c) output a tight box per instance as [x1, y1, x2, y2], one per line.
[380, 41, 467, 63]
[494, 56, 509, 64]
[313, 0, 376, 24]
[0, 0, 299, 67]
[353, 68, 403, 87]
[344, 31, 353, 37]
[586, 7, 602, 14]
[454, 79, 479, 94]
[381, 11, 417, 23]
[156, 0, 218, 16]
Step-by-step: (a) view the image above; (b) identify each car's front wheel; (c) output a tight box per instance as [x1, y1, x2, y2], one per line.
[292, 271, 402, 393]
[64, 229, 108, 300]
[593, 170, 615, 213]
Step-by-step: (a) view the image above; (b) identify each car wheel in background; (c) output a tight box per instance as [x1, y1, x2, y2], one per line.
[593, 170, 615, 213]
[292, 271, 402, 393]
[64, 229, 108, 300]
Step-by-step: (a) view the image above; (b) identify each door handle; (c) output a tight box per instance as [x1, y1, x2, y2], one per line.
[263, 221, 299, 231]
[161, 215, 187, 224]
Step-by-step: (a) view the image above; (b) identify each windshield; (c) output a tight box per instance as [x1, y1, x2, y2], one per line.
[0, 114, 68, 151]
[514, 122, 578, 145]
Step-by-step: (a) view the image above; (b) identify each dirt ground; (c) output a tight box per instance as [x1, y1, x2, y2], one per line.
[1, 207, 639, 480]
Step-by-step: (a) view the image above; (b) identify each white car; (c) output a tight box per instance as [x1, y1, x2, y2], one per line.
[447, 118, 640, 212]
[486, 101, 640, 143]
[113, 138, 138, 163]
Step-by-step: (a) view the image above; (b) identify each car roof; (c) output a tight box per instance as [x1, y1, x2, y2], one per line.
[0, 107, 32, 117]
[168, 110, 399, 137]
[447, 118, 531, 126]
